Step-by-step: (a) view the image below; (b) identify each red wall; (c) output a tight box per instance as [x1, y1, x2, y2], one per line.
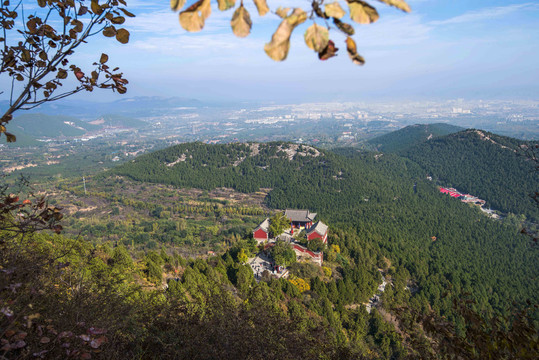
[308, 231, 327, 243]
[253, 228, 268, 240]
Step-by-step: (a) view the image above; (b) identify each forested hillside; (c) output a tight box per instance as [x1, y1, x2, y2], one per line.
[2, 141, 537, 359]
[112, 142, 538, 321]
[368, 123, 463, 153]
[10, 113, 99, 138]
[403, 129, 538, 222]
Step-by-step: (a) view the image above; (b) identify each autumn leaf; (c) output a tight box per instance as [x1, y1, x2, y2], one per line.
[333, 18, 355, 35]
[90, 0, 103, 15]
[377, 0, 411, 12]
[102, 26, 117, 37]
[171, 0, 187, 11]
[346, 36, 365, 65]
[115, 28, 130, 44]
[179, 0, 211, 32]
[275, 7, 290, 19]
[325, 2, 345, 19]
[253, 0, 269, 16]
[100, 53, 109, 64]
[318, 40, 338, 60]
[5, 132, 16, 142]
[231, 5, 252, 38]
[217, 0, 235, 11]
[304, 24, 329, 53]
[347, 0, 379, 24]
[264, 8, 307, 61]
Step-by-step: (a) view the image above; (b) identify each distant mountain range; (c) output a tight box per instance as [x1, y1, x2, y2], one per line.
[0, 96, 202, 119]
[368, 123, 463, 153]
[0, 112, 148, 146]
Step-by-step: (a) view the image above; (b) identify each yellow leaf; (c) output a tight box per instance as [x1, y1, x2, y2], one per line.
[376, 0, 411, 13]
[346, 36, 365, 65]
[275, 7, 290, 19]
[325, 2, 346, 19]
[264, 8, 307, 61]
[347, 0, 379, 24]
[231, 5, 252, 38]
[217, 0, 235, 11]
[179, 0, 212, 32]
[171, 0, 186, 11]
[253, 0, 269, 16]
[304, 24, 329, 53]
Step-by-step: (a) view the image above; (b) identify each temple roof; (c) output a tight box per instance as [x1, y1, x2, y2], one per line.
[306, 221, 328, 236]
[254, 218, 270, 233]
[285, 209, 317, 223]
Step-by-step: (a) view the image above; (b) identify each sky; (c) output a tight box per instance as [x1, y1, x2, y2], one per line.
[6, 0, 539, 103]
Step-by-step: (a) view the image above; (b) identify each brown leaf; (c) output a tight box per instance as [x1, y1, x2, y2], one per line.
[253, 0, 269, 16]
[179, 0, 211, 32]
[90, 0, 103, 15]
[57, 69, 68, 79]
[119, 8, 136, 17]
[71, 19, 83, 32]
[171, 0, 187, 11]
[102, 26, 117, 37]
[333, 18, 355, 35]
[40, 337, 50, 344]
[100, 53, 109, 64]
[231, 5, 252, 38]
[264, 8, 307, 61]
[318, 40, 338, 60]
[347, 0, 379, 24]
[115, 28, 130, 44]
[376, 0, 411, 12]
[346, 36, 365, 65]
[304, 24, 329, 53]
[325, 2, 346, 19]
[217, 0, 235, 11]
[5, 132, 16, 142]
[111, 16, 125, 25]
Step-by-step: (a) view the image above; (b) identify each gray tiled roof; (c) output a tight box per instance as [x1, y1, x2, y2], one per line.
[254, 218, 270, 233]
[285, 209, 317, 222]
[306, 221, 328, 236]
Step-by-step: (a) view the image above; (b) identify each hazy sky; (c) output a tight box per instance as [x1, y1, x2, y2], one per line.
[8, 1, 539, 103]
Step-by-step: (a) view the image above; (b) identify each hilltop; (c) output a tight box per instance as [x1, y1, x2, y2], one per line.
[403, 129, 538, 221]
[368, 123, 463, 153]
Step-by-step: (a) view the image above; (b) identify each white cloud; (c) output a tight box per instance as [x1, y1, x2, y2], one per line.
[430, 3, 539, 26]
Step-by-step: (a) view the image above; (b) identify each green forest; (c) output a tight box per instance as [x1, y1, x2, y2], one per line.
[403, 129, 538, 222]
[2, 139, 537, 359]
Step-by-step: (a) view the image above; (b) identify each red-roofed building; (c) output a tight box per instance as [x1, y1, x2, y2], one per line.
[253, 218, 270, 243]
[306, 221, 329, 244]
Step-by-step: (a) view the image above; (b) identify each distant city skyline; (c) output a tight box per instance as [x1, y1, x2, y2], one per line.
[2, 0, 539, 103]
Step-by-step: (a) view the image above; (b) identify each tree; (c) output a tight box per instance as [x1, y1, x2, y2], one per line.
[270, 240, 296, 266]
[0, 0, 134, 142]
[307, 238, 325, 252]
[170, 0, 411, 64]
[237, 247, 248, 264]
[269, 211, 289, 237]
